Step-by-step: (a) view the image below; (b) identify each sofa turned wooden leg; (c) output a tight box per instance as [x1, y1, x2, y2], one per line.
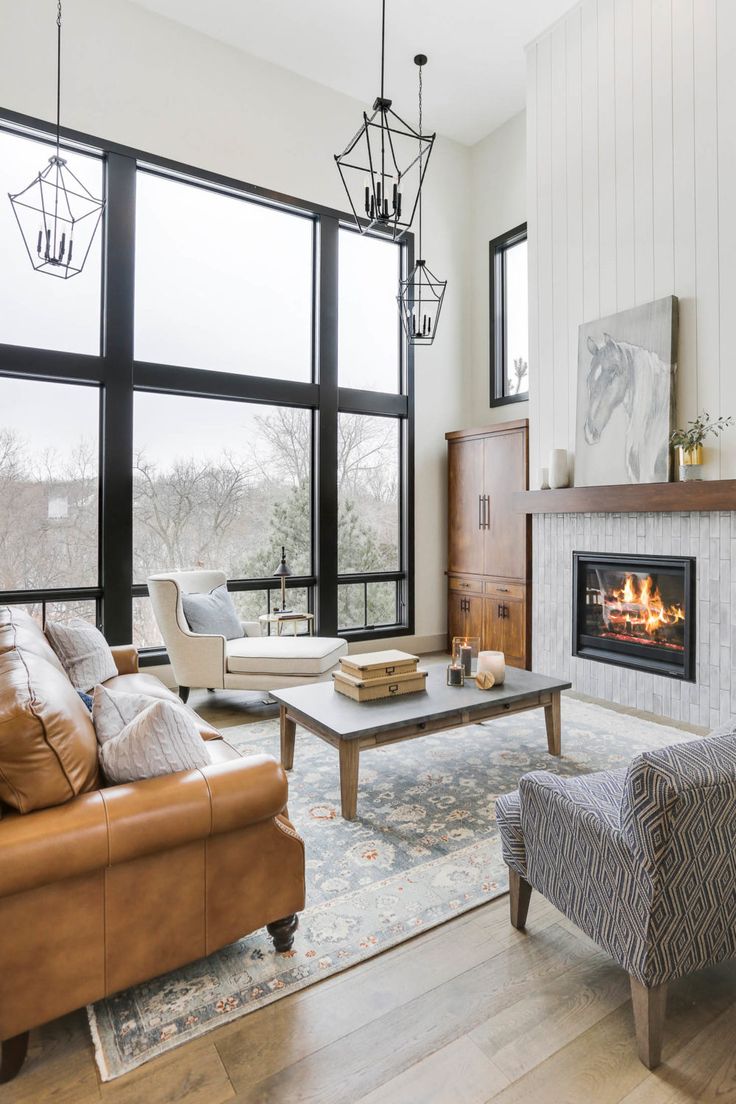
[178, 685, 190, 704]
[509, 869, 532, 930]
[267, 914, 299, 952]
[630, 976, 667, 1069]
[0, 1032, 29, 1083]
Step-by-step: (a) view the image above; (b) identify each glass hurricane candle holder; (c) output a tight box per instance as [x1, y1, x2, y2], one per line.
[452, 636, 480, 677]
[446, 663, 465, 687]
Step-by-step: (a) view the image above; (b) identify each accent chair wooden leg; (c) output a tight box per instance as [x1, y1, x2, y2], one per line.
[267, 914, 299, 952]
[0, 1032, 29, 1083]
[544, 691, 562, 756]
[280, 706, 296, 770]
[178, 685, 190, 704]
[509, 868, 532, 930]
[630, 975, 667, 1069]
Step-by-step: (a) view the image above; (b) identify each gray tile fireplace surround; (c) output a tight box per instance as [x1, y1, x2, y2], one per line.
[533, 511, 736, 729]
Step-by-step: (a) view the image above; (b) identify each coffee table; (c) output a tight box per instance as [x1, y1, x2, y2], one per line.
[272, 665, 572, 820]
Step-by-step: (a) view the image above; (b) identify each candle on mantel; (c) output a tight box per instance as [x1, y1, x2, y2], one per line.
[477, 651, 505, 685]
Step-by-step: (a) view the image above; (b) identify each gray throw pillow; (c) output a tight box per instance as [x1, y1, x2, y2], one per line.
[45, 618, 119, 693]
[99, 699, 211, 784]
[181, 584, 244, 640]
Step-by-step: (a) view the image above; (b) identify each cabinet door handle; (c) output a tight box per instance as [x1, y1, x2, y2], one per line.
[483, 494, 491, 530]
[478, 493, 483, 530]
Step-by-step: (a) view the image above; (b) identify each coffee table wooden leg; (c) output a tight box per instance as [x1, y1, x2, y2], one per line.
[544, 692, 562, 756]
[280, 706, 296, 770]
[338, 740, 360, 820]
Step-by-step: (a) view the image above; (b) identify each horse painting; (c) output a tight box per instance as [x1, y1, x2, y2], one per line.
[575, 299, 677, 487]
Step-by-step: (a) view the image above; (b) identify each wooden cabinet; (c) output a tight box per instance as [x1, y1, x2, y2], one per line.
[446, 420, 531, 669]
[447, 591, 484, 645]
[484, 595, 526, 667]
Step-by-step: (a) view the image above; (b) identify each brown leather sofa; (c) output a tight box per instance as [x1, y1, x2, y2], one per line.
[0, 606, 305, 1082]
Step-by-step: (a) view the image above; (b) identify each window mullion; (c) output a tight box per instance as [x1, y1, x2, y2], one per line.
[100, 152, 136, 644]
[316, 215, 339, 635]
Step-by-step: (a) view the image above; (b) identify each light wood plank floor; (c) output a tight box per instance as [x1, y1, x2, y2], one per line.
[7, 691, 731, 1104]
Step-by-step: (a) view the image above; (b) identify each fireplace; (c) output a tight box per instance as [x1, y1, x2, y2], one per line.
[572, 552, 696, 681]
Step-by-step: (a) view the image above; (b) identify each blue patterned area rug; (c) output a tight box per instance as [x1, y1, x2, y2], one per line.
[88, 696, 692, 1080]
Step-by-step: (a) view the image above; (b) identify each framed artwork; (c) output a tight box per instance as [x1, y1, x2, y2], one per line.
[574, 296, 678, 487]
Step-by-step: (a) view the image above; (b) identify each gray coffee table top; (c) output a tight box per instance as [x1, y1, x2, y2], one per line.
[272, 664, 571, 741]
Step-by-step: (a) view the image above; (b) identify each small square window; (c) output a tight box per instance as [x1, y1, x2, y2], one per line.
[489, 224, 528, 405]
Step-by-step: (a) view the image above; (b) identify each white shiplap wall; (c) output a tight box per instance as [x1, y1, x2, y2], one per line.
[527, 0, 736, 485]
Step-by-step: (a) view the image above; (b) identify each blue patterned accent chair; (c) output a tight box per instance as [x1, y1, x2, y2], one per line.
[495, 725, 736, 1069]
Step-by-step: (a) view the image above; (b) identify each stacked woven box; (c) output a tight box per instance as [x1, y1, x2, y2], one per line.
[333, 650, 428, 702]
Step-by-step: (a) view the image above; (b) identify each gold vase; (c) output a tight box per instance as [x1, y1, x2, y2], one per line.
[676, 445, 703, 466]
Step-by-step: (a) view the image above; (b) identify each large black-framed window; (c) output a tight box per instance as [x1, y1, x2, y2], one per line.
[489, 222, 528, 406]
[0, 108, 414, 653]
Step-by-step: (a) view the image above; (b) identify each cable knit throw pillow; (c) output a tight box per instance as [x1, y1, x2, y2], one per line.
[92, 683, 170, 745]
[181, 584, 244, 640]
[99, 699, 211, 784]
[45, 618, 118, 693]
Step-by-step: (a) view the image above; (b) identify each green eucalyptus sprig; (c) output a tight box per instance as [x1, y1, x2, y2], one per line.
[670, 412, 734, 452]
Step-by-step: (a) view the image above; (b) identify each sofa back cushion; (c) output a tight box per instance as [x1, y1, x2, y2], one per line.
[0, 605, 66, 675]
[0, 607, 100, 813]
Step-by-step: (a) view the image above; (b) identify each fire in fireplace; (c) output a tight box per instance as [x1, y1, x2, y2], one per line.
[572, 552, 696, 680]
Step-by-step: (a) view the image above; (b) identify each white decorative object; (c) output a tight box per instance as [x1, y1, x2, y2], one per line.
[539, 467, 550, 490]
[477, 650, 505, 685]
[575, 296, 678, 487]
[549, 449, 569, 489]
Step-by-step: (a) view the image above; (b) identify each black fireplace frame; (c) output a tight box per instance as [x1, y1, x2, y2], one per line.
[572, 551, 696, 682]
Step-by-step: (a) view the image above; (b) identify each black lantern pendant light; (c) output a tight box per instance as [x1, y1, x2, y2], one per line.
[397, 55, 447, 345]
[335, 0, 435, 241]
[8, 1, 105, 279]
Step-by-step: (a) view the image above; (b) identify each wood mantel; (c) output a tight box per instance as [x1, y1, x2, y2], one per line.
[513, 479, 736, 514]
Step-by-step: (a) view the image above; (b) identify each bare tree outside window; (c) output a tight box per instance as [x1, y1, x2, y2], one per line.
[131, 397, 399, 645]
[0, 379, 99, 592]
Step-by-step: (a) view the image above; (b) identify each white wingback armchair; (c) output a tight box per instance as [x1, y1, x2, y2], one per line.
[148, 570, 347, 700]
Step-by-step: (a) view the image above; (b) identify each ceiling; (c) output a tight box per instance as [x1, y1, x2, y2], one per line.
[129, 0, 577, 146]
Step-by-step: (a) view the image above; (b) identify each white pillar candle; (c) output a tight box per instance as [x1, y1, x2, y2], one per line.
[477, 650, 505, 684]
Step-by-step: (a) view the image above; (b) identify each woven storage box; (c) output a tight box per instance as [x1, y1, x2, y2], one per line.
[338, 649, 419, 681]
[333, 667, 428, 702]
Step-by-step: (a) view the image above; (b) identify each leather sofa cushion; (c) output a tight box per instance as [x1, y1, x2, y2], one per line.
[226, 636, 347, 676]
[0, 647, 100, 813]
[0, 606, 66, 676]
[101, 673, 221, 740]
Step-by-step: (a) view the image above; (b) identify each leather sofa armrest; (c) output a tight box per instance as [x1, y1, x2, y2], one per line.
[110, 644, 139, 675]
[0, 755, 290, 897]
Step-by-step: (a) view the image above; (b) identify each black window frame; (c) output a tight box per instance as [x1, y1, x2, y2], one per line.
[489, 221, 528, 407]
[0, 107, 415, 657]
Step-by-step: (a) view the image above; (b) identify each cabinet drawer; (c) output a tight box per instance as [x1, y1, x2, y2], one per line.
[484, 582, 526, 601]
[449, 575, 482, 593]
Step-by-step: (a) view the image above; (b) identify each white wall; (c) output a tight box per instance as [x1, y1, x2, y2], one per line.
[467, 110, 528, 426]
[527, 0, 736, 485]
[0, 0, 473, 648]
